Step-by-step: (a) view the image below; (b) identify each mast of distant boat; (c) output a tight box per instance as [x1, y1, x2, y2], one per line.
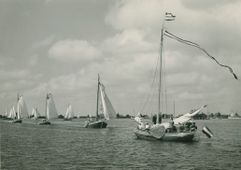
[96, 74, 100, 121]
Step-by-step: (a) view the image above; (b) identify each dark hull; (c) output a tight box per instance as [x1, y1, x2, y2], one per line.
[85, 120, 107, 128]
[12, 119, 22, 123]
[39, 120, 51, 125]
[134, 129, 196, 142]
[63, 118, 72, 121]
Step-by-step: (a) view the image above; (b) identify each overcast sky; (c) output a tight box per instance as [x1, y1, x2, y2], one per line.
[0, 0, 241, 116]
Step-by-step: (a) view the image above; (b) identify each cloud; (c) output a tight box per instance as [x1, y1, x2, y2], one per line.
[101, 29, 156, 55]
[48, 39, 102, 62]
[0, 69, 30, 81]
[181, 0, 240, 10]
[28, 54, 39, 67]
[32, 35, 55, 49]
[105, 0, 163, 30]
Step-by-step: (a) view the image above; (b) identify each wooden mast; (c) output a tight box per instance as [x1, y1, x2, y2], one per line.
[96, 74, 100, 120]
[157, 26, 164, 124]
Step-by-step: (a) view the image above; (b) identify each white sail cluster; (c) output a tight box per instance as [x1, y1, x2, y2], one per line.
[99, 84, 116, 120]
[64, 104, 73, 119]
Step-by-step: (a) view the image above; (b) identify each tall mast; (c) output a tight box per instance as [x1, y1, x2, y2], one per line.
[157, 12, 175, 124]
[157, 26, 164, 124]
[96, 74, 100, 120]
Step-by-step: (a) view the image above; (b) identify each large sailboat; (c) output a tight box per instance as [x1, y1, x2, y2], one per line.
[39, 93, 58, 125]
[64, 104, 73, 121]
[84, 75, 116, 128]
[134, 13, 209, 142]
[12, 95, 28, 123]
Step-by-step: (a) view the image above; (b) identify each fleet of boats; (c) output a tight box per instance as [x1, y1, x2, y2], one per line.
[0, 13, 239, 143]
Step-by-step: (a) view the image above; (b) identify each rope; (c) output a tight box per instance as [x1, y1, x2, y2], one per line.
[164, 30, 238, 80]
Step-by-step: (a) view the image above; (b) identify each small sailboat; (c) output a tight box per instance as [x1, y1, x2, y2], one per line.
[7, 106, 16, 120]
[64, 104, 73, 121]
[31, 108, 41, 119]
[39, 93, 58, 125]
[85, 74, 116, 128]
[12, 95, 28, 123]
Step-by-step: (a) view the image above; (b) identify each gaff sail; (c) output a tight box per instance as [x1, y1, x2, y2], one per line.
[99, 83, 116, 120]
[64, 104, 73, 119]
[17, 95, 28, 119]
[8, 106, 16, 119]
[46, 93, 58, 120]
[32, 108, 40, 119]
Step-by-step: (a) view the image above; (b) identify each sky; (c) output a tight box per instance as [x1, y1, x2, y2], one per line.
[0, 0, 241, 116]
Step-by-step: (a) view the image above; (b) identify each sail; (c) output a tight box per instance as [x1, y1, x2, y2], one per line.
[46, 93, 58, 120]
[16, 95, 29, 119]
[173, 105, 207, 124]
[8, 106, 16, 119]
[64, 104, 73, 119]
[32, 108, 40, 119]
[99, 83, 116, 120]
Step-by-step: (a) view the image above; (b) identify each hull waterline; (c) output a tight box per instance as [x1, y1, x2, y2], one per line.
[134, 129, 196, 142]
[85, 120, 107, 128]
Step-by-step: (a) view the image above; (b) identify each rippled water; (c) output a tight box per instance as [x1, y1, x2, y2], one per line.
[1, 119, 241, 170]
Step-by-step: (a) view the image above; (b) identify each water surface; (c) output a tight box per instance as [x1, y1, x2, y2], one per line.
[1, 119, 241, 169]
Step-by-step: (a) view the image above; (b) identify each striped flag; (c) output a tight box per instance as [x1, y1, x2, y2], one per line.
[165, 12, 175, 21]
[202, 126, 214, 138]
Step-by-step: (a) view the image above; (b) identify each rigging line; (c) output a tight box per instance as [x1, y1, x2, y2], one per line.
[165, 30, 201, 47]
[139, 54, 159, 113]
[161, 42, 167, 114]
[164, 31, 238, 80]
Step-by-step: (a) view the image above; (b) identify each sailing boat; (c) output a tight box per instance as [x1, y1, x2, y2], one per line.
[7, 106, 16, 120]
[64, 104, 73, 121]
[134, 14, 206, 142]
[12, 95, 29, 123]
[31, 107, 40, 119]
[39, 93, 58, 125]
[84, 74, 116, 128]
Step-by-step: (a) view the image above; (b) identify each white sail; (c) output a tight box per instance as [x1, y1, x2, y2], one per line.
[8, 106, 16, 119]
[17, 95, 29, 119]
[32, 108, 40, 119]
[46, 93, 58, 120]
[99, 83, 116, 120]
[64, 104, 73, 119]
[173, 105, 207, 125]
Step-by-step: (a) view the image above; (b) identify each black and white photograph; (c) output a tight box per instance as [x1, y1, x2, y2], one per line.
[0, 0, 241, 169]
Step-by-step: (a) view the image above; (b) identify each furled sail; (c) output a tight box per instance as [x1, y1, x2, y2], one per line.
[46, 93, 58, 120]
[174, 105, 207, 125]
[16, 95, 28, 119]
[99, 83, 116, 120]
[64, 104, 73, 119]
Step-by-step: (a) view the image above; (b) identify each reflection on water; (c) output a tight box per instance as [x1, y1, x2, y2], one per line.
[1, 119, 241, 169]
